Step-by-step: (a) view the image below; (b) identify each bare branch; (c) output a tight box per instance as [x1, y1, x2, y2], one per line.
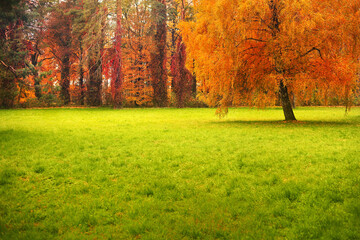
[244, 38, 267, 43]
[299, 47, 323, 59]
[39, 57, 55, 64]
[0, 60, 19, 79]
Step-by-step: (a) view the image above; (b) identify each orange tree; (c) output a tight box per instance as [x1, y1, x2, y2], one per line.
[181, 0, 358, 120]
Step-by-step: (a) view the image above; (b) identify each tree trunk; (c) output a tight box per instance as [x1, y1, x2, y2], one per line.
[79, 38, 85, 105]
[34, 72, 42, 99]
[87, 53, 102, 106]
[150, 0, 168, 107]
[60, 53, 71, 105]
[79, 62, 84, 105]
[31, 52, 42, 99]
[112, 0, 123, 108]
[87, 0, 106, 106]
[279, 80, 296, 121]
[192, 59, 196, 97]
[269, 0, 296, 121]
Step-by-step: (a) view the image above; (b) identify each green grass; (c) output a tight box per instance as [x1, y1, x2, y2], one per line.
[0, 107, 359, 239]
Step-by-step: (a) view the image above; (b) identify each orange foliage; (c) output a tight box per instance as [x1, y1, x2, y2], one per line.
[181, 0, 359, 117]
[121, 1, 153, 106]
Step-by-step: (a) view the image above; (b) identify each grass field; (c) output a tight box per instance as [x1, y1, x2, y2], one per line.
[0, 107, 359, 239]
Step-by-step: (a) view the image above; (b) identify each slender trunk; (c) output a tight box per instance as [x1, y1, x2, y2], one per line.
[87, 2, 105, 106]
[79, 38, 84, 105]
[112, 0, 123, 108]
[279, 80, 296, 120]
[170, 5, 177, 91]
[192, 59, 196, 97]
[59, 11, 72, 105]
[269, 0, 296, 120]
[87, 51, 102, 106]
[79, 66, 84, 105]
[60, 53, 71, 105]
[31, 52, 42, 99]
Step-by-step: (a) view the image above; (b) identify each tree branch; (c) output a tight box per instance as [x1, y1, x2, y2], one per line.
[244, 38, 267, 43]
[300, 47, 323, 59]
[49, 49, 62, 62]
[0, 60, 19, 79]
[39, 57, 55, 64]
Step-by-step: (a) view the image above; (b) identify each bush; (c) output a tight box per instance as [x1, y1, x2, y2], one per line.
[17, 94, 63, 108]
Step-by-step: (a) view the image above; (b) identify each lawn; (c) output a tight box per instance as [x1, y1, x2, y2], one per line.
[0, 107, 359, 239]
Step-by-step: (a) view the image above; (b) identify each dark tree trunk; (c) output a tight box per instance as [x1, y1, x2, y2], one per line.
[79, 38, 84, 105]
[87, 54, 102, 106]
[279, 80, 296, 121]
[192, 59, 196, 97]
[150, 0, 168, 107]
[34, 77, 42, 99]
[33, 68, 41, 100]
[60, 54, 71, 105]
[112, 0, 123, 108]
[30, 51, 42, 99]
[79, 63, 84, 105]
[169, 5, 177, 92]
[86, 1, 104, 107]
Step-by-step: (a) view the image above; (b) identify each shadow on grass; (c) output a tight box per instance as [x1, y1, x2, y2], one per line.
[209, 120, 358, 127]
[0, 129, 36, 142]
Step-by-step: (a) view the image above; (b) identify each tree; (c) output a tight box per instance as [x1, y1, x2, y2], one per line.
[150, 0, 168, 107]
[45, 0, 74, 105]
[0, 0, 31, 108]
[71, 0, 87, 105]
[111, 0, 124, 108]
[122, 0, 153, 106]
[23, 0, 53, 101]
[170, 0, 193, 108]
[84, 0, 107, 106]
[181, 0, 357, 120]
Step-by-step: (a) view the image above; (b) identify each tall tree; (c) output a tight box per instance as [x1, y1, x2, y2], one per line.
[25, 0, 53, 101]
[170, 0, 193, 108]
[45, 0, 74, 105]
[181, 0, 357, 120]
[71, 0, 87, 105]
[0, 0, 29, 108]
[122, 0, 153, 106]
[111, 0, 124, 108]
[84, 0, 106, 106]
[150, 0, 168, 107]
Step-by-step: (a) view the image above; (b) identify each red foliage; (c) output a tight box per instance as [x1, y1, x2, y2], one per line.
[170, 37, 193, 107]
[150, 0, 168, 107]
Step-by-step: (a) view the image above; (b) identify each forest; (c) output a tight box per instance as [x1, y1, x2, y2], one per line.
[1, 0, 359, 120]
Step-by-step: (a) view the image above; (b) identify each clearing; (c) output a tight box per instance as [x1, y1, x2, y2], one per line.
[0, 107, 359, 239]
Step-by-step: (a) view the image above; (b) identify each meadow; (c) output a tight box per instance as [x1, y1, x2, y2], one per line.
[0, 107, 359, 239]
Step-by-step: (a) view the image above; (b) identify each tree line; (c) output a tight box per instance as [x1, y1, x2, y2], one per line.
[0, 0, 359, 120]
[0, 0, 196, 109]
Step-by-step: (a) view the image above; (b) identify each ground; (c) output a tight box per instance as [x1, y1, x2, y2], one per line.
[0, 107, 359, 239]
